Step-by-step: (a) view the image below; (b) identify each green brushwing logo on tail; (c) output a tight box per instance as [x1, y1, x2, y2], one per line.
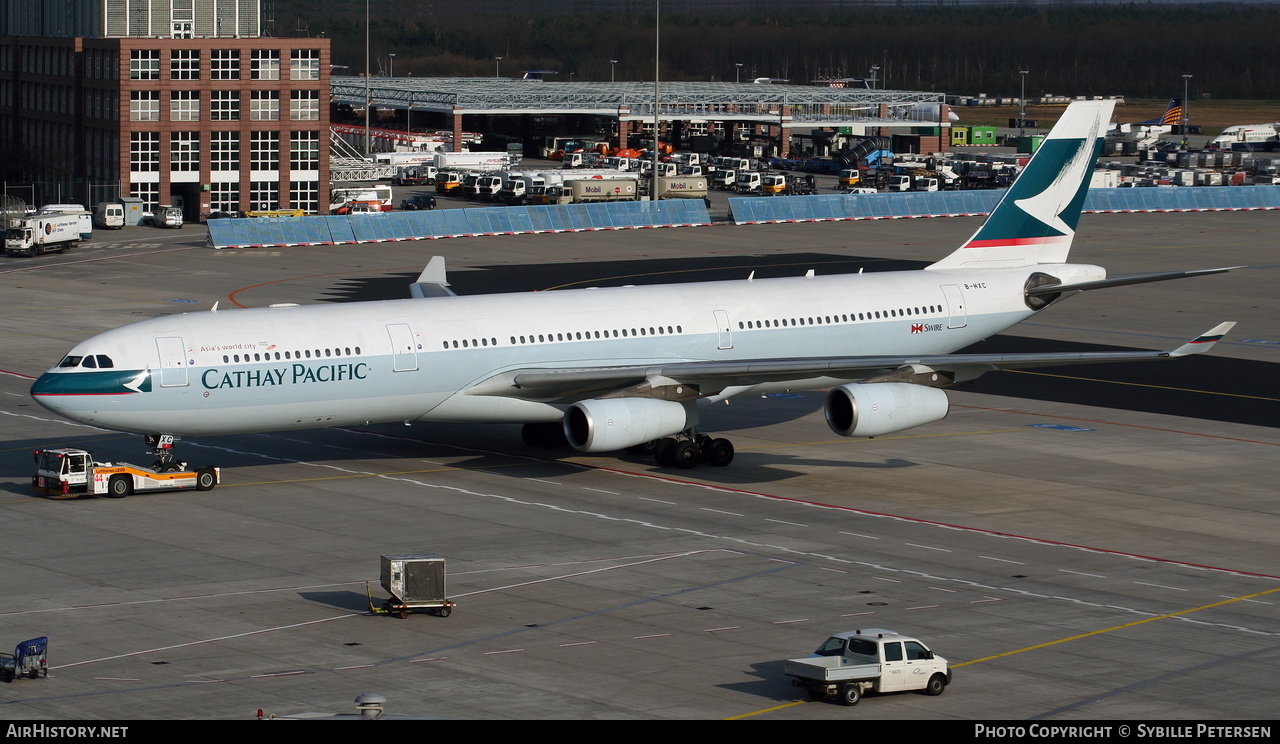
[967, 133, 1104, 247]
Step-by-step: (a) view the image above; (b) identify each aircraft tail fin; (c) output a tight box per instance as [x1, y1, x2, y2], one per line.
[1159, 98, 1184, 127]
[927, 99, 1114, 271]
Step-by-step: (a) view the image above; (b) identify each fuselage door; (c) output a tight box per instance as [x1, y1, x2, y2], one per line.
[713, 309, 733, 350]
[387, 323, 418, 372]
[941, 284, 967, 329]
[155, 336, 189, 387]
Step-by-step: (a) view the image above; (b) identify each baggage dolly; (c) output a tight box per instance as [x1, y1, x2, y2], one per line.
[367, 554, 455, 619]
[0, 637, 48, 682]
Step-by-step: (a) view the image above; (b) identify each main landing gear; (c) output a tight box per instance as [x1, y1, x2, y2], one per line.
[649, 432, 735, 469]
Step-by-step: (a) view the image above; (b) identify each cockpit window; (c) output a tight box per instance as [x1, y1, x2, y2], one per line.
[56, 354, 113, 369]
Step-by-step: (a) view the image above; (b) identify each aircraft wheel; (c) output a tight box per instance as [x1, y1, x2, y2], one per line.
[106, 474, 132, 499]
[671, 440, 699, 469]
[706, 438, 735, 467]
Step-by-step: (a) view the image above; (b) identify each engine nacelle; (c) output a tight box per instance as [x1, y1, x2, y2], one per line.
[563, 398, 688, 452]
[825, 383, 950, 438]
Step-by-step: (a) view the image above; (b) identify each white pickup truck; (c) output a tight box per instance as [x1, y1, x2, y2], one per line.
[784, 628, 951, 706]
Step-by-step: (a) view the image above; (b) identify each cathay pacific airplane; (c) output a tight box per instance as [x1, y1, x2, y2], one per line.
[31, 100, 1237, 474]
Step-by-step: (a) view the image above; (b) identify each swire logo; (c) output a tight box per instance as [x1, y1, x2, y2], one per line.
[911, 323, 944, 334]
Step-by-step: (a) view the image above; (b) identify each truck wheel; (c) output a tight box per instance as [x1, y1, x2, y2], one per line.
[839, 683, 861, 706]
[925, 674, 947, 696]
[195, 468, 217, 491]
[106, 474, 132, 498]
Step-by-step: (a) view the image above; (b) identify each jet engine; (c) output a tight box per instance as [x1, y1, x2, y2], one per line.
[825, 383, 950, 438]
[563, 398, 688, 453]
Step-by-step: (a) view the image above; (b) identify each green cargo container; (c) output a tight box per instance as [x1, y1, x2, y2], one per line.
[1017, 134, 1045, 154]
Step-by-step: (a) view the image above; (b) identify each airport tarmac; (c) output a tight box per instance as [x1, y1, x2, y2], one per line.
[0, 210, 1276, 720]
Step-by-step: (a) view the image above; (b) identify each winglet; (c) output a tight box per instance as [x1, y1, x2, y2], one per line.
[410, 256, 456, 299]
[1170, 322, 1236, 357]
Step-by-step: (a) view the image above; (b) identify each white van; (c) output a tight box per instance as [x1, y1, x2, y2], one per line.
[93, 202, 125, 229]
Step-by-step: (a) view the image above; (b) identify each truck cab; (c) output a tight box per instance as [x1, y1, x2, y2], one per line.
[785, 628, 950, 706]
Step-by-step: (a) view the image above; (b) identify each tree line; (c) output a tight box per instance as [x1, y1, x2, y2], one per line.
[268, 1, 1279, 100]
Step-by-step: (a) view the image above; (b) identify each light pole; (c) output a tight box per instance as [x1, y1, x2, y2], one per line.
[494, 56, 502, 78]
[1019, 69, 1029, 135]
[869, 65, 879, 89]
[389, 52, 395, 77]
[364, 0, 370, 155]
[735, 62, 743, 83]
[1182, 73, 1192, 145]
[610, 59, 618, 82]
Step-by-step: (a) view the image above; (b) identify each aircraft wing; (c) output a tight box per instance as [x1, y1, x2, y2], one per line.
[467, 323, 1235, 404]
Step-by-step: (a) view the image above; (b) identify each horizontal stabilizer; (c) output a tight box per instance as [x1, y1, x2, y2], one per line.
[1027, 266, 1243, 296]
[410, 256, 456, 299]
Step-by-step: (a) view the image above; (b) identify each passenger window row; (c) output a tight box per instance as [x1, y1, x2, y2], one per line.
[222, 346, 361, 364]
[738, 304, 942, 330]
[444, 325, 685, 350]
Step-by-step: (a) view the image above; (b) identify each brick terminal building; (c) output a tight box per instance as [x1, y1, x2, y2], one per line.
[0, 0, 330, 219]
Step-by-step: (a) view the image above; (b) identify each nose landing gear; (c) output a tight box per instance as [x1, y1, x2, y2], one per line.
[144, 434, 188, 472]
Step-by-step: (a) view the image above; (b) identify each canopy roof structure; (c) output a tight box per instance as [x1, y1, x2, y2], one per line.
[330, 77, 950, 128]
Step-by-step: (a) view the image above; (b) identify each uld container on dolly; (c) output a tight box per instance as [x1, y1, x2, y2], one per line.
[367, 554, 455, 619]
[0, 636, 48, 682]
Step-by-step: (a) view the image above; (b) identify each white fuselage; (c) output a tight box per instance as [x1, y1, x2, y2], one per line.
[31, 262, 1102, 437]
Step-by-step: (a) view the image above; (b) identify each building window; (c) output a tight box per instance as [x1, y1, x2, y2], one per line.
[129, 132, 160, 172]
[169, 49, 200, 80]
[131, 182, 159, 213]
[289, 49, 320, 80]
[211, 49, 240, 80]
[129, 91, 159, 122]
[210, 90, 240, 121]
[209, 182, 239, 214]
[250, 131, 280, 171]
[129, 50, 160, 80]
[170, 90, 199, 122]
[289, 181, 319, 214]
[290, 131, 320, 170]
[210, 131, 240, 171]
[170, 132, 200, 172]
[250, 181, 280, 211]
[251, 49, 280, 80]
[250, 90, 279, 121]
[289, 90, 319, 121]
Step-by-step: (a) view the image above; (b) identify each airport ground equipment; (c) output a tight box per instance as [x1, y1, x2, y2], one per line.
[368, 554, 455, 619]
[4, 213, 84, 256]
[32, 446, 218, 498]
[785, 628, 950, 705]
[0, 637, 48, 682]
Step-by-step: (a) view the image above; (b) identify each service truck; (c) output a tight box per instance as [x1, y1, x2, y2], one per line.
[32, 447, 219, 498]
[4, 213, 84, 256]
[785, 628, 951, 706]
[431, 151, 519, 172]
[549, 178, 639, 205]
[653, 175, 709, 200]
[392, 164, 437, 186]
